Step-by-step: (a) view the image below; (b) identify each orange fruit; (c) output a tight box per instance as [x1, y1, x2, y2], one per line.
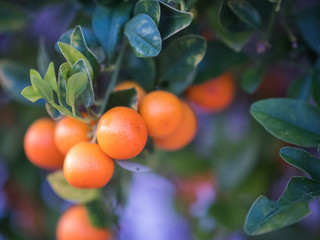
[54, 117, 91, 155]
[139, 90, 184, 138]
[24, 118, 64, 170]
[114, 80, 146, 106]
[154, 102, 197, 151]
[56, 205, 112, 240]
[97, 106, 148, 159]
[185, 72, 235, 112]
[64, 142, 114, 188]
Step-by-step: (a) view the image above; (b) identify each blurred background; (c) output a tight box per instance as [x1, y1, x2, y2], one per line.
[1, 0, 320, 239]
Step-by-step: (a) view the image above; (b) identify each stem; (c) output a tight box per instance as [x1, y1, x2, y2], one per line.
[99, 41, 127, 115]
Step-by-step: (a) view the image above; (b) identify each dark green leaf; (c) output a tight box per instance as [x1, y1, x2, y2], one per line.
[37, 38, 50, 76]
[296, 4, 320, 54]
[21, 86, 42, 102]
[92, 4, 132, 60]
[115, 159, 151, 172]
[250, 98, 320, 148]
[159, 35, 206, 94]
[0, 61, 38, 104]
[124, 14, 162, 57]
[106, 88, 138, 111]
[134, 0, 160, 25]
[280, 147, 320, 182]
[30, 69, 53, 102]
[228, 0, 261, 29]
[44, 62, 58, 93]
[0, 1, 29, 32]
[244, 177, 320, 235]
[127, 54, 156, 91]
[45, 103, 63, 121]
[241, 65, 265, 94]
[66, 72, 88, 108]
[96, 0, 120, 7]
[207, 4, 252, 52]
[47, 170, 100, 203]
[58, 42, 93, 79]
[85, 200, 108, 228]
[158, 1, 193, 40]
[312, 70, 320, 107]
[70, 26, 99, 77]
[194, 41, 248, 84]
[288, 74, 312, 101]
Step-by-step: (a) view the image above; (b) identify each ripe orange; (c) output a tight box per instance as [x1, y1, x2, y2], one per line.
[24, 118, 64, 170]
[114, 80, 146, 106]
[139, 90, 184, 138]
[154, 102, 197, 151]
[63, 142, 114, 189]
[56, 205, 112, 240]
[54, 117, 91, 155]
[185, 72, 235, 112]
[97, 106, 148, 159]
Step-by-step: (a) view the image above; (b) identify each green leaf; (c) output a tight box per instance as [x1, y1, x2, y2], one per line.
[44, 62, 58, 93]
[124, 14, 162, 57]
[207, 4, 252, 52]
[194, 41, 248, 84]
[241, 65, 265, 94]
[92, 4, 132, 60]
[96, 0, 120, 7]
[0, 61, 38, 104]
[30, 69, 53, 102]
[58, 62, 71, 96]
[21, 86, 42, 102]
[296, 4, 320, 54]
[280, 147, 320, 182]
[0, 1, 29, 32]
[158, 1, 193, 40]
[127, 54, 156, 91]
[106, 88, 138, 111]
[70, 26, 99, 77]
[85, 200, 108, 228]
[288, 74, 312, 101]
[37, 38, 50, 76]
[134, 0, 160, 25]
[58, 42, 93, 79]
[250, 98, 320, 148]
[47, 170, 100, 203]
[312, 70, 320, 107]
[159, 35, 206, 94]
[244, 177, 320, 235]
[115, 160, 151, 172]
[228, 0, 261, 30]
[66, 72, 88, 108]
[45, 103, 62, 121]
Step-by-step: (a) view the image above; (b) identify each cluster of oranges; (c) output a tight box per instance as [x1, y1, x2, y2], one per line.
[23, 72, 235, 239]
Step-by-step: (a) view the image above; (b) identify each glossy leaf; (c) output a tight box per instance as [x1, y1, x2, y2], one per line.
[70, 26, 99, 77]
[30, 69, 53, 102]
[228, 0, 261, 29]
[44, 62, 58, 93]
[106, 88, 138, 111]
[296, 4, 320, 54]
[127, 54, 156, 91]
[47, 170, 100, 203]
[115, 160, 151, 172]
[159, 35, 206, 94]
[158, 1, 193, 40]
[241, 65, 265, 94]
[244, 177, 320, 235]
[288, 74, 312, 101]
[280, 147, 320, 182]
[124, 14, 162, 57]
[312, 70, 320, 107]
[92, 4, 132, 60]
[207, 4, 252, 52]
[0, 61, 37, 104]
[58, 42, 93, 79]
[195, 41, 248, 84]
[0, 1, 29, 32]
[37, 39, 50, 76]
[134, 0, 160, 25]
[250, 98, 320, 148]
[21, 86, 42, 102]
[65, 72, 88, 108]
